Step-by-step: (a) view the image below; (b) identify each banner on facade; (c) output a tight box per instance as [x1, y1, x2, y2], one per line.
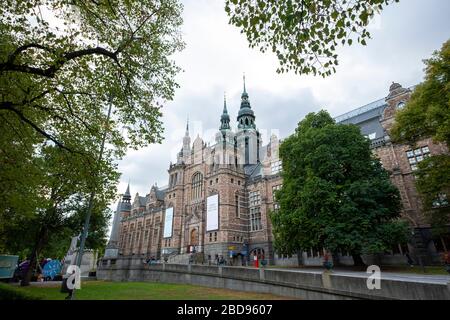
[206, 194, 219, 231]
[163, 207, 174, 238]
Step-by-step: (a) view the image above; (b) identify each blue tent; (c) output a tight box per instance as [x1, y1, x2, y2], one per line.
[42, 260, 62, 280]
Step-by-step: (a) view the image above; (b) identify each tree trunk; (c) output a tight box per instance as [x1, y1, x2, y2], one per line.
[20, 227, 47, 286]
[352, 253, 365, 267]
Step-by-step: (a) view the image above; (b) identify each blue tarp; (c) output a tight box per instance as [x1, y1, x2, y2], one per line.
[0, 255, 19, 279]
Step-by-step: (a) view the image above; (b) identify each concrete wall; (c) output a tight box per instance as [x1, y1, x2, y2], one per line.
[97, 258, 450, 300]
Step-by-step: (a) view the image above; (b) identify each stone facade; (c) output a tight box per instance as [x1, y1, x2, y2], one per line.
[109, 81, 450, 266]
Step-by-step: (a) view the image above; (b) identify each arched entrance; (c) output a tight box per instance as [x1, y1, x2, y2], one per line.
[190, 228, 198, 246]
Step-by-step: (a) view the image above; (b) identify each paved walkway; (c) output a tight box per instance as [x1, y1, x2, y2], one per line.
[264, 267, 450, 284]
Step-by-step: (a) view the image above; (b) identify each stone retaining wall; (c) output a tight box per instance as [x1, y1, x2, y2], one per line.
[97, 258, 450, 300]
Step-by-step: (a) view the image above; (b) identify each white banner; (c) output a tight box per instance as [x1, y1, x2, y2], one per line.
[206, 194, 219, 231]
[163, 207, 174, 238]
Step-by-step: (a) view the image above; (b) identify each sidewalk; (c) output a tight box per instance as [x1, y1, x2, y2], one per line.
[264, 266, 450, 284]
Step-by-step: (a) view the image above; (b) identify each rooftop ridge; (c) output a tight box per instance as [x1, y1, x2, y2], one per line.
[334, 85, 416, 123]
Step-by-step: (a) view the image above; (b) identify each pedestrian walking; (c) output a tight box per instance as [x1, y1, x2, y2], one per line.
[405, 252, 414, 267]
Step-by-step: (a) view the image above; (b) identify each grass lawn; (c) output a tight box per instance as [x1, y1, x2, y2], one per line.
[0, 281, 291, 300]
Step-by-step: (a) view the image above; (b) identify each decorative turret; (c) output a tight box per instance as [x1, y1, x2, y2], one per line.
[237, 75, 256, 130]
[220, 93, 231, 132]
[105, 184, 131, 257]
[122, 183, 131, 203]
[182, 116, 191, 161]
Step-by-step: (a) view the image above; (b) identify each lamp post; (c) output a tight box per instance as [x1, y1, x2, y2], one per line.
[70, 99, 113, 300]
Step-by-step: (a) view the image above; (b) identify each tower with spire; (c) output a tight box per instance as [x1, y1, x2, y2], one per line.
[215, 93, 236, 167]
[235, 74, 260, 165]
[220, 93, 231, 132]
[105, 183, 131, 258]
[183, 116, 191, 160]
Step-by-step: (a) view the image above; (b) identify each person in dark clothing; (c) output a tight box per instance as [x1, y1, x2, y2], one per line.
[405, 252, 414, 267]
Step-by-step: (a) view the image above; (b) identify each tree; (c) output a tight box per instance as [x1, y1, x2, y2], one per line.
[391, 39, 450, 236]
[1, 0, 184, 155]
[0, 141, 118, 286]
[225, 0, 399, 77]
[271, 111, 408, 266]
[1, 1, 184, 285]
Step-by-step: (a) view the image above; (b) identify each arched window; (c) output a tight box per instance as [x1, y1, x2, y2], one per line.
[397, 101, 406, 109]
[191, 172, 203, 200]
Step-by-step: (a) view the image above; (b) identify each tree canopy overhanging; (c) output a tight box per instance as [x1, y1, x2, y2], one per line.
[225, 0, 399, 77]
[0, 0, 184, 155]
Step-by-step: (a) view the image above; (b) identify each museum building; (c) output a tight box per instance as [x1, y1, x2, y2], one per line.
[104, 81, 449, 266]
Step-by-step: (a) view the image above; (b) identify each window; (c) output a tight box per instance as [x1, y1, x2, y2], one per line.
[406, 146, 430, 171]
[191, 172, 203, 200]
[214, 232, 217, 242]
[271, 160, 282, 174]
[238, 180, 241, 186]
[250, 207, 262, 231]
[249, 191, 261, 206]
[365, 132, 376, 140]
[235, 194, 239, 217]
[397, 101, 406, 109]
[432, 193, 449, 208]
[209, 233, 213, 242]
[272, 185, 282, 211]
[231, 178, 234, 183]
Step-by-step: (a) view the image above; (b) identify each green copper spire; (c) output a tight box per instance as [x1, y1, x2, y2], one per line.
[220, 92, 230, 131]
[237, 74, 255, 129]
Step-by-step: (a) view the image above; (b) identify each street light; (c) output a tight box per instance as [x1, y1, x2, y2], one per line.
[71, 98, 113, 300]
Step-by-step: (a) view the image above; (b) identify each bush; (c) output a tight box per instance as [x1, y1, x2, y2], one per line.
[0, 283, 40, 300]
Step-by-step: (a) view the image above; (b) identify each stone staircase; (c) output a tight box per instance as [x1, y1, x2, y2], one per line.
[166, 252, 205, 264]
[167, 253, 190, 264]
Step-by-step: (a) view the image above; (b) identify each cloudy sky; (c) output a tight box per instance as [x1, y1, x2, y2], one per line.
[112, 0, 450, 213]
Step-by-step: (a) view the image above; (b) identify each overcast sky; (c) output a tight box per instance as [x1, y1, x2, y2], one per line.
[111, 0, 450, 217]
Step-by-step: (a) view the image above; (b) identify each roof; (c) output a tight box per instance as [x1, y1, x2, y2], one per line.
[244, 163, 263, 182]
[334, 85, 416, 123]
[155, 188, 167, 201]
[138, 196, 147, 207]
[334, 97, 386, 123]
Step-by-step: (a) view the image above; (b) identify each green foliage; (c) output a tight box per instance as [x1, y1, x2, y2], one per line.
[391, 40, 450, 234]
[0, 1, 184, 262]
[1, 0, 184, 154]
[271, 111, 408, 256]
[391, 40, 450, 147]
[225, 0, 399, 77]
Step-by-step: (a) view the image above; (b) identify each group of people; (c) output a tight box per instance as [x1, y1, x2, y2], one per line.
[145, 256, 157, 265]
[404, 251, 450, 273]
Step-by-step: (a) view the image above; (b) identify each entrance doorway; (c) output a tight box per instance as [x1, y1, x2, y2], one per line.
[190, 228, 199, 246]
